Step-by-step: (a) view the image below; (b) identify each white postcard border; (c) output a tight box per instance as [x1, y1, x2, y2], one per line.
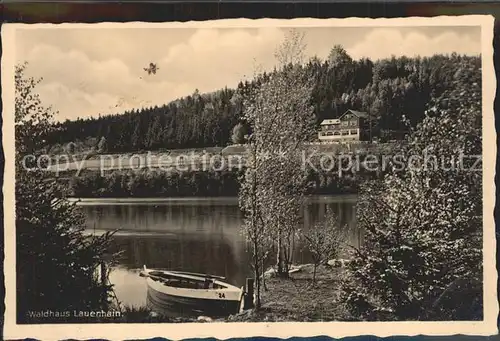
[2, 15, 497, 340]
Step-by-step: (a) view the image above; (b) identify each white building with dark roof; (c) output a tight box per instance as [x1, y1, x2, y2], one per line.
[318, 109, 372, 142]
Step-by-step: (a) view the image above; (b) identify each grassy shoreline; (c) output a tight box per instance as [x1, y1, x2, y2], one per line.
[116, 264, 350, 323]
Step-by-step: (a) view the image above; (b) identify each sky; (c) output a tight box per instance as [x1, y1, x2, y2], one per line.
[15, 25, 481, 122]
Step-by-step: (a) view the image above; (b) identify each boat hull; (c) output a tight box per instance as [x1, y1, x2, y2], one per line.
[147, 281, 242, 317]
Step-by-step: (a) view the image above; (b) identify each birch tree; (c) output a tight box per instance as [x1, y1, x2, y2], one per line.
[238, 156, 265, 308]
[239, 29, 317, 305]
[240, 28, 316, 282]
[259, 151, 311, 276]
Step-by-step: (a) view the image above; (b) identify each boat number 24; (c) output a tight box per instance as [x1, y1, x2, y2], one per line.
[217, 292, 226, 298]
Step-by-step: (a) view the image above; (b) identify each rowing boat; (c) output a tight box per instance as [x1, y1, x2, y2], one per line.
[140, 265, 244, 317]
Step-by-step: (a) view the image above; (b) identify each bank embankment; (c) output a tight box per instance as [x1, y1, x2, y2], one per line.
[117, 263, 350, 323]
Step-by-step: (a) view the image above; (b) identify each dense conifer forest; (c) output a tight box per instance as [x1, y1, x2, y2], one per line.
[44, 47, 480, 154]
[43, 46, 481, 198]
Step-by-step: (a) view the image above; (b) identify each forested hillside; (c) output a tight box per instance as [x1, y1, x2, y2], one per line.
[44, 46, 480, 154]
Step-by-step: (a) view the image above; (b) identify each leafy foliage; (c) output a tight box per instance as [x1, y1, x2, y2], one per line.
[15, 62, 56, 155]
[231, 123, 248, 145]
[340, 57, 482, 321]
[16, 172, 116, 322]
[302, 208, 346, 284]
[15, 63, 116, 323]
[97, 136, 108, 153]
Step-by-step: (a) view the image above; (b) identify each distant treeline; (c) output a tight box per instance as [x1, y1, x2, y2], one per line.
[44, 49, 480, 154]
[68, 169, 241, 197]
[63, 167, 365, 198]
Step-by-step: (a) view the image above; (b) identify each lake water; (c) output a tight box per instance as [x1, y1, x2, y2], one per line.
[79, 195, 360, 308]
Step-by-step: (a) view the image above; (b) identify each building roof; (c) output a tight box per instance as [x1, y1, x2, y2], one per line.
[340, 109, 370, 119]
[320, 119, 340, 125]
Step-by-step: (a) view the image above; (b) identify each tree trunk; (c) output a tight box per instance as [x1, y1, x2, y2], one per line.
[282, 245, 290, 277]
[100, 261, 108, 306]
[250, 150, 261, 309]
[253, 239, 261, 309]
[262, 256, 267, 291]
[313, 263, 317, 285]
[276, 233, 281, 269]
[276, 236, 289, 278]
[283, 229, 294, 275]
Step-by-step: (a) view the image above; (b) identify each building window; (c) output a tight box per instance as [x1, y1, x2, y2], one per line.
[350, 120, 358, 126]
[326, 132, 333, 136]
[333, 131, 341, 136]
[350, 129, 358, 135]
[341, 121, 349, 127]
[341, 130, 349, 136]
[320, 132, 326, 136]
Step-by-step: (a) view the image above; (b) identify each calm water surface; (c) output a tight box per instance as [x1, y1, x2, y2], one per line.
[80, 196, 360, 308]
